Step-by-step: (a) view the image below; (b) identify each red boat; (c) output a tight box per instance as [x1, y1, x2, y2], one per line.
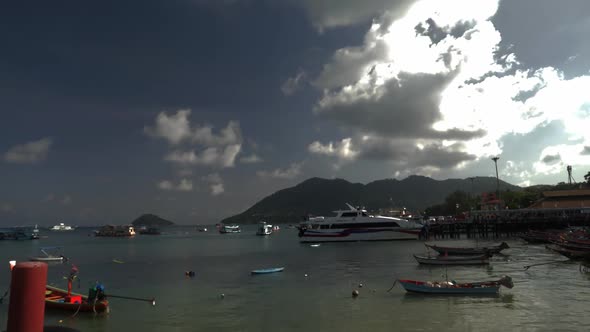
[45, 285, 109, 313]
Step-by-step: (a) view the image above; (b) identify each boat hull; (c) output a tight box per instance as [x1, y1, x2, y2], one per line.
[251, 267, 284, 274]
[413, 254, 489, 265]
[299, 228, 419, 243]
[45, 285, 109, 313]
[425, 242, 509, 256]
[399, 280, 500, 295]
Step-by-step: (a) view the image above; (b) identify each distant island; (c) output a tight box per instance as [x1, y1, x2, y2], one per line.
[131, 214, 174, 227]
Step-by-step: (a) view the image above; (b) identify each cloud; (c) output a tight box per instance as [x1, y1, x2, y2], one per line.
[240, 154, 262, 164]
[192, 121, 242, 146]
[307, 0, 590, 179]
[257, 162, 303, 179]
[202, 173, 224, 196]
[541, 154, 561, 164]
[144, 109, 192, 145]
[0, 202, 14, 213]
[61, 195, 72, 205]
[165, 144, 241, 168]
[4, 137, 53, 164]
[281, 70, 307, 96]
[157, 179, 193, 191]
[295, 0, 416, 31]
[582, 146, 590, 155]
[210, 183, 224, 196]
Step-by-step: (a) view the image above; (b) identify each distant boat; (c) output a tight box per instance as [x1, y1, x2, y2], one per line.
[50, 223, 75, 231]
[397, 275, 513, 295]
[94, 225, 136, 237]
[219, 224, 241, 234]
[424, 242, 509, 256]
[251, 267, 284, 275]
[30, 247, 65, 262]
[256, 222, 273, 236]
[30, 224, 40, 240]
[413, 254, 490, 265]
[198, 227, 208, 232]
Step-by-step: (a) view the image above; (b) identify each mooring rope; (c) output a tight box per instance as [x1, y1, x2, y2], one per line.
[386, 280, 398, 292]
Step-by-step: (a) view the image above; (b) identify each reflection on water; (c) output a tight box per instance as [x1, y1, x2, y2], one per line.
[1, 227, 590, 331]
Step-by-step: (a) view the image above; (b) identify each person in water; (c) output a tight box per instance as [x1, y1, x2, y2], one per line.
[67, 264, 79, 297]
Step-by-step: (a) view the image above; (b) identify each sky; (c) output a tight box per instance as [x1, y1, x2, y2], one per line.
[1, 0, 590, 226]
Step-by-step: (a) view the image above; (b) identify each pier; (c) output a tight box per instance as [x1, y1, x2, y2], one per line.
[424, 208, 590, 240]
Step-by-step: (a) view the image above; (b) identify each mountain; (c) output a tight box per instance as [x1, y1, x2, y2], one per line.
[131, 214, 174, 227]
[220, 176, 521, 225]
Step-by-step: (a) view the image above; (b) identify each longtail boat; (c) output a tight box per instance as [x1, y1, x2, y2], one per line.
[424, 242, 509, 256]
[45, 285, 109, 313]
[413, 254, 490, 265]
[546, 244, 590, 260]
[520, 230, 564, 244]
[397, 275, 513, 295]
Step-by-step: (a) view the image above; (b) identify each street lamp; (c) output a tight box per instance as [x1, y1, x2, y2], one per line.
[491, 157, 500, 202]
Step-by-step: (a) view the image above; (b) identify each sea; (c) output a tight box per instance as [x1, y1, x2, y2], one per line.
[1, 225, 590, 332]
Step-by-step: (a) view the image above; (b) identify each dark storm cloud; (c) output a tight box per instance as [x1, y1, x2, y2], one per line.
[581, 146, 590, 155]
[357, 138, 476, 169]
[493, 0, 590, 78]
[415, 18, 477, 46]
[316, 71, 485, 141]
[542, 154, 561, 164]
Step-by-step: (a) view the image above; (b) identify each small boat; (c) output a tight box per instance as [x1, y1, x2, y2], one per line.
[31, 224, 40, 239]
[198, 227, 208, 232]
[251, 267, 284, 275]
[30, 247, 65, 262]
[546, 244, 590, 259]
[94, 225, 136, 237]
[413, 254, 490, 265]
[50, 222, 75, 231]
[45, 285, 109, 313]
[520, 230, 564, 244]
[219, 224, 241, 234]
[425, 242, 509, 256]
[256, 222, 273, 236]
[397, 275, 513, 295]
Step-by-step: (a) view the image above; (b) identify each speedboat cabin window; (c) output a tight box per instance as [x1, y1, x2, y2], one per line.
[341, 212, 358, 218]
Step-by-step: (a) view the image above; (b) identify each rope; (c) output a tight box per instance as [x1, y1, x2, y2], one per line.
[70, 300, 83, 318]
[386, 280, 397, 292]
[523, 259, 570, 270]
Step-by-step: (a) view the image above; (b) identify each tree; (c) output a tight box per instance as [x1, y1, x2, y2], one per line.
[585, 171, 590, 185]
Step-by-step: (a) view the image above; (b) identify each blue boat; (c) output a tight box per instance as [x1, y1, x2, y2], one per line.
[397, 275, 513, 295]
[251, 267, 284, 275]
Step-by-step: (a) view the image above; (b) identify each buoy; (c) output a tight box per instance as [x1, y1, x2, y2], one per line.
[185, 271, 195, 277]
[304, 274, 308, 277]
[358, 283, 363, 288]
[220, 293, 225, 299]
[352, 290, 359, 298]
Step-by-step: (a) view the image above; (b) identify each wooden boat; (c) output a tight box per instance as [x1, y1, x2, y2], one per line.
[251, 267, 284, 275]
[30, 247, 65, 262]
[413, 254, 489, 265]
[45, 285, 109, 313]
[425, 242, 509, 256]
[520, 230, 565, 244]
[398, 275, 513, 295]
[546, 244, 590, 260]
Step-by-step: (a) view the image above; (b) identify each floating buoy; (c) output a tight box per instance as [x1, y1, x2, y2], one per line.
[352, 290, 359, 298]
[220, 293, 225, 299]
[304, 274, 308, 277]
[358, 283, 363, 288]
[185, 271, 196, 277]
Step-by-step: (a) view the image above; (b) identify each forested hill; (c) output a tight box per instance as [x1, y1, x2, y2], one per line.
[220, 175, 520, 224]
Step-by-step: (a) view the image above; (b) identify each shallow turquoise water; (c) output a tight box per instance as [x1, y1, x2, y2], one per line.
[1, 226, 590, 331]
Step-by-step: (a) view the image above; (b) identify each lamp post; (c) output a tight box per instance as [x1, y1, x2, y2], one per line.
[491, 157, 500, 203]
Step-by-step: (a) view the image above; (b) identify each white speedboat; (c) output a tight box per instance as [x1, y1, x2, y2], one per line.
[50, 222, 75, 231]
[219, 224, 241, 234]
[30, 247, 65, 262]
[298, 203, 422, 243]
[256, 222, 273, 236]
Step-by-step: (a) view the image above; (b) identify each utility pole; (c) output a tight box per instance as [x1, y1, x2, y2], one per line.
[491, 157, 500, 205]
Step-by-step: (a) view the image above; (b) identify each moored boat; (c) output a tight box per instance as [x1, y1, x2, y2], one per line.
[30, 247, 65, 262]
[413, 254, 490, 265]
[50, 222, 75, 231]
[425, 242, 509, 256]
[45, 285, 109, 313]
[138, 226, 161, 235]
[397, 275, 513, 295]
[298, 203, 422, 243]
[94, 225, 136, 237]
[256, 222, 273, 236]
[219, 224, 241, 234]
[251, 267, 284, 275]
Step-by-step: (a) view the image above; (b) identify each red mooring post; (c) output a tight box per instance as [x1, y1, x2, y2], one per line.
[6, 261, 48, 332]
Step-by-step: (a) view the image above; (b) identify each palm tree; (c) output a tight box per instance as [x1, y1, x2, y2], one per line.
[585, 171, 590, 185]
